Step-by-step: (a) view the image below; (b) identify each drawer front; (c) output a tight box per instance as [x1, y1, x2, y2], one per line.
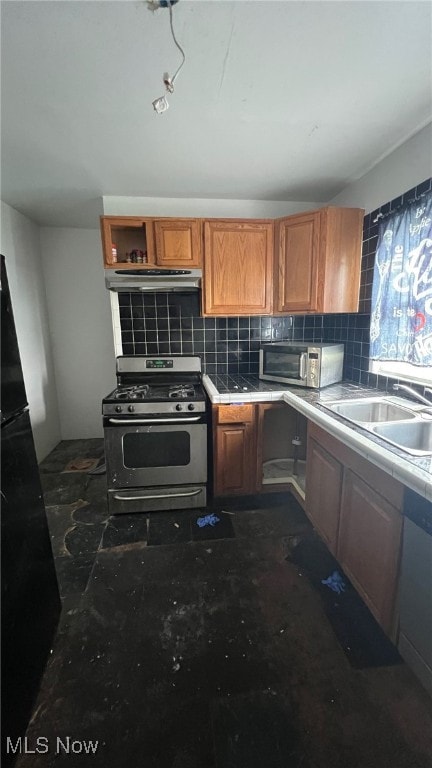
[217, 404, 255, 424]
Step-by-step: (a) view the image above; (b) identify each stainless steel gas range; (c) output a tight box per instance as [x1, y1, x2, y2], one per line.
[102, 356, 208, 514]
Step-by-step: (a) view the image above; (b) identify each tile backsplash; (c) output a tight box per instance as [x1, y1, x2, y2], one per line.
[119, 292, 293, 376]
[119, 177, 431, 385]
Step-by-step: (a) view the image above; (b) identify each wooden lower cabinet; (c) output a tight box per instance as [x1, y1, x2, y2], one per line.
[306, 422, 403, 638]
[338, 470, 403, 636]
[213, 404, 256, 496]
[213, 402, 308, 502]
[214, 422, 256, 496]
[306, 438, 342, 555]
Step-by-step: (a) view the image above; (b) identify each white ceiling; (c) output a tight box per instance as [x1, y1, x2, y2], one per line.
[1, 0, 431, 227]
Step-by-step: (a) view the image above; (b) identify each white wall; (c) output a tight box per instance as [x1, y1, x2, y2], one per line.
[104, 126, 432, 221]
[103, 196, 322, 218]
[40, 228, 116, 439]
[0, 201, 61, 461]
[329, 123, 432, 212]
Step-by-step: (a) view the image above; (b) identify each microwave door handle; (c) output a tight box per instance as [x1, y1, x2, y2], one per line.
[299, 353, 307, 380]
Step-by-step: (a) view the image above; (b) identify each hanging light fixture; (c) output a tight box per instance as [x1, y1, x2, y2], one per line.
[147, 0, 186, 113]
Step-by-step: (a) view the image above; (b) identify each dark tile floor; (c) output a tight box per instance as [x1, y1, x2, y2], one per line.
[16, 439, 432, 767]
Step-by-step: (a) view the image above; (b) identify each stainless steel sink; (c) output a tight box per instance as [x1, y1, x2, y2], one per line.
[318, 395, 432, 457]
[371, 421, 432, 456]
[320, 397, 416, 424]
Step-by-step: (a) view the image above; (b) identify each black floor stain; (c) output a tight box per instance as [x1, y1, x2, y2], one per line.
[64, 522, 106, 557]
[287, 533, 402, 669]
[147, 510, 192, 546]
[211, 691, 307, 768]
[54, 554, 96, 599]
[101, 513, 149, 549]
[14, 438, 432, 768]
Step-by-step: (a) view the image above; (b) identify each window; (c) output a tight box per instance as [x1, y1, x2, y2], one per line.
[370, 359, 432, 385]
[369, 192, 432, 384]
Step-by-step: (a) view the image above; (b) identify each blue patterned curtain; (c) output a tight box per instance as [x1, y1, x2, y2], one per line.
[370, 192, 432, 366]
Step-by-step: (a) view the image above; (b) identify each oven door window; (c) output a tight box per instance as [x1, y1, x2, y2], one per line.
[264, 348, 305, 380]
[123, 431, 190, 468]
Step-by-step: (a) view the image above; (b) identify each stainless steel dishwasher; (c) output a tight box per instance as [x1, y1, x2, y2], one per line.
[398, 489, 432, 697]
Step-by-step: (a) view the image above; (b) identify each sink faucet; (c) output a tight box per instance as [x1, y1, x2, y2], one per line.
[392, 383, 432, 406]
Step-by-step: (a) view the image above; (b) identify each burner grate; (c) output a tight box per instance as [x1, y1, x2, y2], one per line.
[168, 384, 196, 399]
[115, 384, 150, 400]
[110, 382, 202, 402]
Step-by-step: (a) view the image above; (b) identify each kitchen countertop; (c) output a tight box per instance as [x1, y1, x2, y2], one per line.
[202, 374, 432, 502]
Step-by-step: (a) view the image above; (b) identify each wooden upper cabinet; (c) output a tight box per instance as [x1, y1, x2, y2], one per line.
[203, 220, 273, 316]
[101, 216, 201, 269]
[101, 216, 155, 268]
[276, 212, 320, 313]
[275, 206, 364, 313]
[153, 218, 202, 267]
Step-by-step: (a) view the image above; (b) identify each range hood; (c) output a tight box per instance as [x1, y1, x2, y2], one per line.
[105, 268, 202, 293]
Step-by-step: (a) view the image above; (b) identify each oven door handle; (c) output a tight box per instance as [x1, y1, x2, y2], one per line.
[113, 488, 202, 501]
[108, 416, 202, 424]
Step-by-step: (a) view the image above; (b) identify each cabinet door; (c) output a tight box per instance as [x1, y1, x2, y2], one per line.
[214, 403, 255, 496]
[214, 421, 256, 496]
[320, 207, 363, 313]
[154, 219, 202, 267]
[306, 437, 342, 555]
[203, 220, 273, 315]
[337, 469, 402, 634]
[100, 217, 155, 268]
[275, 212, 320, 312]
[255, 403, 307, 505]
[255, 403, 283, 492]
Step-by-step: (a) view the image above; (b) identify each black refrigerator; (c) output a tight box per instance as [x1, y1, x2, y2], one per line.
[1, 254, 61, 765]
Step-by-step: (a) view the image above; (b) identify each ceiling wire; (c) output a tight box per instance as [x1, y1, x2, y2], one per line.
[149, 0, 186, 112]
[165, 0, 186, 91]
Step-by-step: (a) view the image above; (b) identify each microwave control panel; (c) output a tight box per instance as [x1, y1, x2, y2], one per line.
[307, 352, 319, 384]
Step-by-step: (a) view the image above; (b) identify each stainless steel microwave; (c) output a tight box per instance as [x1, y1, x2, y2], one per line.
[259, 342, 344, 388]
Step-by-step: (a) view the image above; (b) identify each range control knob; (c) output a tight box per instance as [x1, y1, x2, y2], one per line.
[176, 404, 183, 411]
[128, 405, 135, 413]
[115, 405, 122, 413]
[188, 403, 195, 411]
